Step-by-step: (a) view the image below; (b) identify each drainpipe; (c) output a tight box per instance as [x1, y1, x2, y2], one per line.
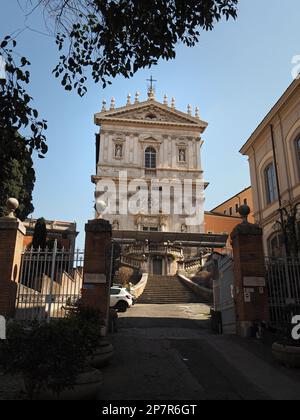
[271, 125, 294, 301]
[270, 124, 289, 257]
[251, 145, 262, 225]
[278, 114, 293, 202]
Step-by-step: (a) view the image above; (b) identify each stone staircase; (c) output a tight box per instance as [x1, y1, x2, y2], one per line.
[138, 275, 204, 304]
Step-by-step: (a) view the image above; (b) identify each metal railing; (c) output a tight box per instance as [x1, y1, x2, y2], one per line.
[16, 242, 84, 322]
[266, 257, 300, 330]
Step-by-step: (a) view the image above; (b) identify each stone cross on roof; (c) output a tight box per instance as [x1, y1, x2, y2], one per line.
[147, 76, 157, 100]
[147, 75, 157, 91]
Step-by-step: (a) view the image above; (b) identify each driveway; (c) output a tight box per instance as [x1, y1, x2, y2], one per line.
[99, 303, 300, 401]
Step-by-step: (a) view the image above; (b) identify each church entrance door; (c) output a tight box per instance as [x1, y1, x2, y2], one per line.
[153, 258, 163, 275]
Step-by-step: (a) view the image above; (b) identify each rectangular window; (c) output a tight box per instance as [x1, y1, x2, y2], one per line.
[145, 147, 157, 169]
[143, 227, 159, 232]
[229, 207, 233, 216]
[235, 204, 239, 213]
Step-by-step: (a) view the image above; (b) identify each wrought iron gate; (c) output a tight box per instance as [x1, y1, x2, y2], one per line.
[16, 241, 84, 321]
[266, 257, 300, 330]
[213, 255, 236, 334]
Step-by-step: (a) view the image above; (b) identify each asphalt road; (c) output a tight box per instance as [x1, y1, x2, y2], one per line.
[98, 303, 300, 401]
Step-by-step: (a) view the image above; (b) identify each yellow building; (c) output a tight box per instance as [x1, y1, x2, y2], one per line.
[240, 78, 300, 256]
[210, 186, 254, 222]
[204, 187, 254, 251]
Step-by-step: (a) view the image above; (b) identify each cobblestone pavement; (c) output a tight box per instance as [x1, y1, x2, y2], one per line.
[98, 304, 300, 401]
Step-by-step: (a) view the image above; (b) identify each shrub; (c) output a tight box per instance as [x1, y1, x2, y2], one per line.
[0, 315, 101, 399]
[116, 266, 140, 286]
[66, 303, 103, 356]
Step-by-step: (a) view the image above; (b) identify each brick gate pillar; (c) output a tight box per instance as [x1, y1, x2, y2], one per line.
[81, 218, 112, 335]
[231, 205, 269, 337]
[0, 199, 26, 318]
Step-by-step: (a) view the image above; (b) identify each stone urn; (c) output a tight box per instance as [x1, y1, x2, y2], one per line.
[272, 342, 300, 368]
[36, 368, 103, 400]
[89, 340, 114, 369]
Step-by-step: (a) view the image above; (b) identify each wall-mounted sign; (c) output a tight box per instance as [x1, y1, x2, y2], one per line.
[82, 284, 95, 290]
[243, 277, 266, 287]
[244, 292, 251, 303]
[84, 273, 107, 284]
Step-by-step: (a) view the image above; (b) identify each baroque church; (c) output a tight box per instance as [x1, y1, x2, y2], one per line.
[92, 85, 214, 275]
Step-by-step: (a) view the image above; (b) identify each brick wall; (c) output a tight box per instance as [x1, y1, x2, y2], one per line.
[0, 220, 25, 317]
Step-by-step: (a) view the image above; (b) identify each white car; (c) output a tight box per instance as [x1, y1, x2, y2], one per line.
[110, 286, 133, 312]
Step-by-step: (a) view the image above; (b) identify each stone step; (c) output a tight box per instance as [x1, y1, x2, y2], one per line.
[139, 275, 203, 304]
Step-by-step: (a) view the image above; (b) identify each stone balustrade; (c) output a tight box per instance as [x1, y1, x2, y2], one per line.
[124, 244, 184, 259]
[178, 258, 202, 273]
[120, 255, 142, 269]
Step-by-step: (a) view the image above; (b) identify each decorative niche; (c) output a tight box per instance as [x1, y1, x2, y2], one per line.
[113, 138, 125, 160]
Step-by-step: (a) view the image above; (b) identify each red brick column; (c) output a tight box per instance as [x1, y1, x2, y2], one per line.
[0, 218, 26, 318]
[231, 206, 269, 337]
[81, 219, 112, 335]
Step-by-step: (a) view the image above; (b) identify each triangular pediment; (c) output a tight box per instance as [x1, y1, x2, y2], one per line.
[95, 100, 207, 129]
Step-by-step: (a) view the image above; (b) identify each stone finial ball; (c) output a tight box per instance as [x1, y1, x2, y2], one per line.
[238, 204, 251, 218]
[7, 198, 19, 212]
[97, 200, 107, 213]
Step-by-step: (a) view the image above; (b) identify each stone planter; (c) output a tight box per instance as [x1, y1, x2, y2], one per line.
[272, 342, 300, 368]
[89, 340, 114, 369]
[35, 368, 103, 400]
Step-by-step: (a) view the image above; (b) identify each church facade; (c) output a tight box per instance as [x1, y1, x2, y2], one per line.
[92, 88, 208, 275]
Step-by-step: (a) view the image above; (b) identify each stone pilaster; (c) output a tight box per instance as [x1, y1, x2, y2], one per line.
[0, 217, 26, 318]
[81, 219, 112, 335]
[231, 206, 269, 337]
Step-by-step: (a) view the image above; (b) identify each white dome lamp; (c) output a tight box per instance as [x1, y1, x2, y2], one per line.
[96, 200, 107, 219]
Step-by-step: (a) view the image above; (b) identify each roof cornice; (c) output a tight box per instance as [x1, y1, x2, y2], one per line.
[94, 98, 208, 132]
[240, 78, 300, 155]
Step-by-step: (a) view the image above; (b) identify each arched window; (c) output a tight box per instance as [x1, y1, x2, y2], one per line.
[268, 233, 284, 257]
[264, 163, 278, 205]
[145, 147, 157, 169]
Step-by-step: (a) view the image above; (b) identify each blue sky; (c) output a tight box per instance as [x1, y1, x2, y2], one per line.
[1, 0, 300, 248]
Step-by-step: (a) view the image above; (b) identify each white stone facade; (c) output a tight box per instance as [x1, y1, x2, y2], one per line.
[93, 91, 208, 274]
